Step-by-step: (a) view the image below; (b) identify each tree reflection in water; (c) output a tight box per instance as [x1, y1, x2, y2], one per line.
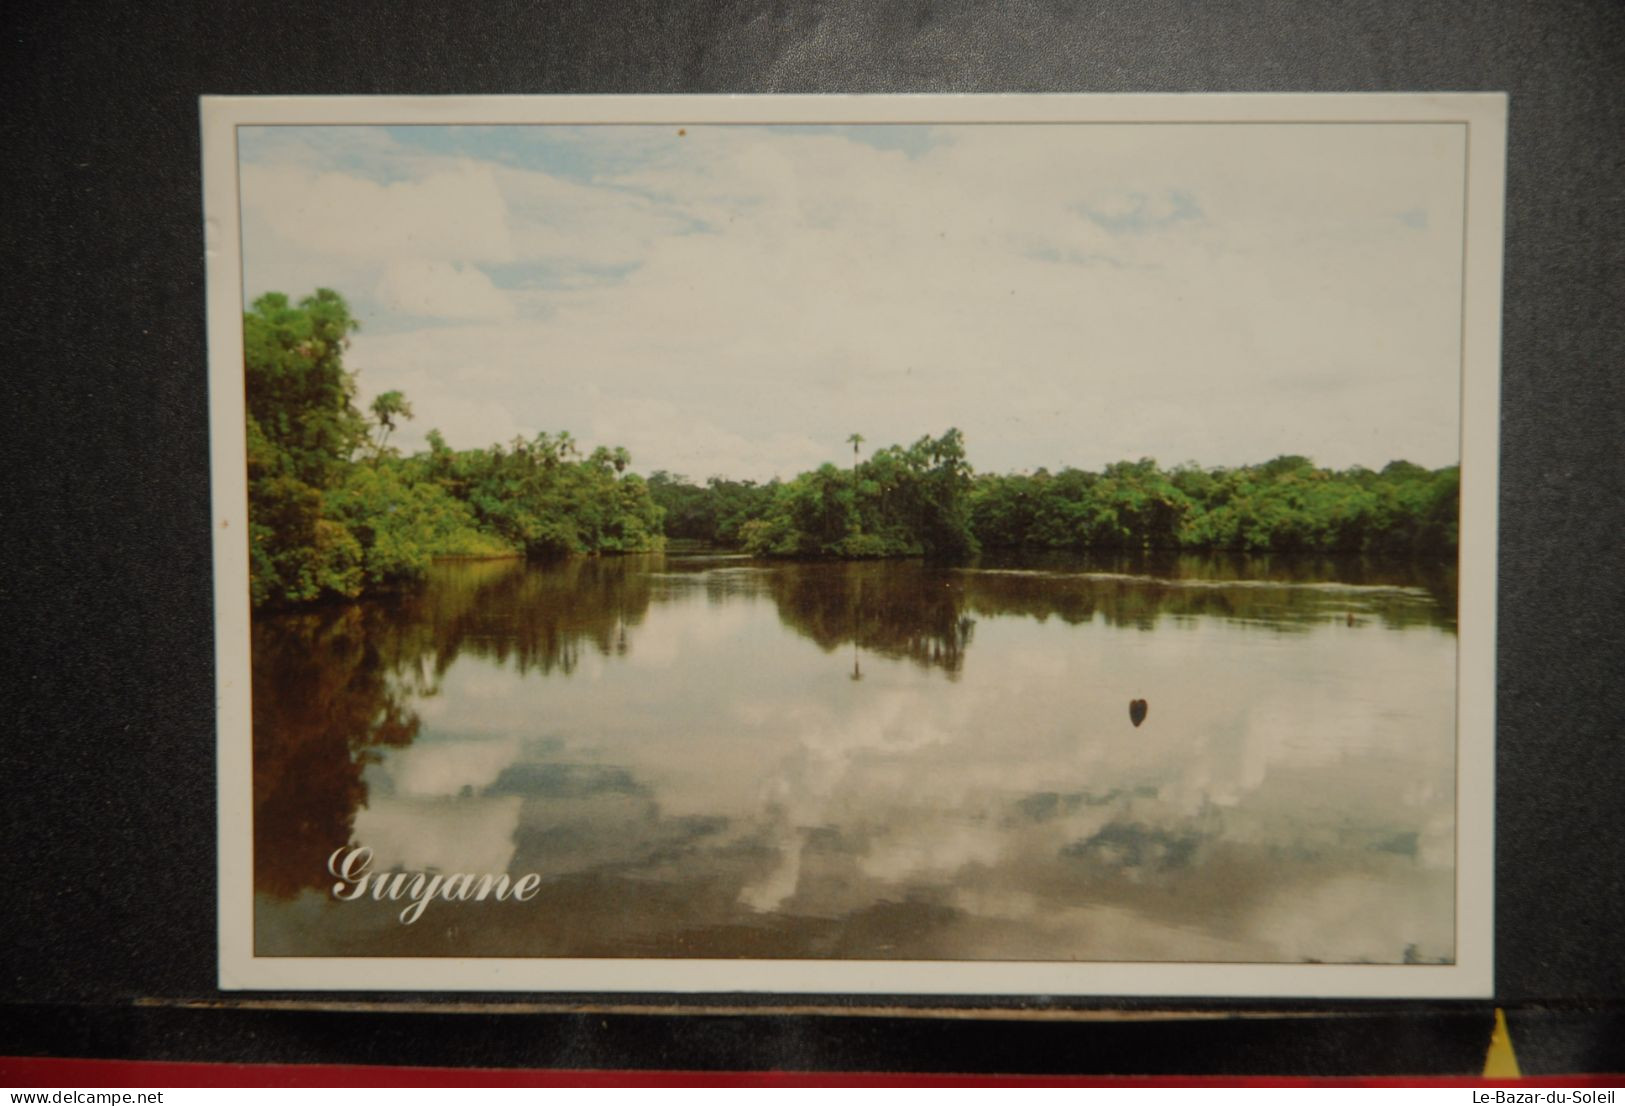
[252, 606, 419, 900]
[253, 556, 656, 899]
[252, 550, 1455, 909]
[764, 562, 976, 677]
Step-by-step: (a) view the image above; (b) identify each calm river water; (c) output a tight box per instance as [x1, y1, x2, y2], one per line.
[252, 551, 1457, 964]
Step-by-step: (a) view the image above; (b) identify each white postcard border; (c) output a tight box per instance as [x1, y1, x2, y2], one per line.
[205, 92, 1504, 997]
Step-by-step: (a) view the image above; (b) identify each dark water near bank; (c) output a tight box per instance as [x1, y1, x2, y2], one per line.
[253, 551, 1457, 963]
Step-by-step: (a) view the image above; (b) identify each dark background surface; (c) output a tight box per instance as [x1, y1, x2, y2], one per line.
[2, 0, 1622, 1077]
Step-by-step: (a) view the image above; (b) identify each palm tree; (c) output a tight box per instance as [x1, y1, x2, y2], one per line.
[368, 390, 413, 462]
[846, 433, 865, 534]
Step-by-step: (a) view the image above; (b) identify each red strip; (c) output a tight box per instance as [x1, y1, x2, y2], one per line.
[3, 1057, 1624, 1088]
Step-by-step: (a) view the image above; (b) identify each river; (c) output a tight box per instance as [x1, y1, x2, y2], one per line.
[251, 550, 1458, 964]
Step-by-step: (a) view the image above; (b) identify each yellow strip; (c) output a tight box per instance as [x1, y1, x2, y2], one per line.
[1484, 1007, 1523, 1078]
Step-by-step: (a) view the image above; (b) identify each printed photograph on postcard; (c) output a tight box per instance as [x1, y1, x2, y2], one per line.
[205, 94, 1503, 996]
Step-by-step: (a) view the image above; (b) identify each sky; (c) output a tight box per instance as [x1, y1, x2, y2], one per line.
[237, 121, 1467, 481]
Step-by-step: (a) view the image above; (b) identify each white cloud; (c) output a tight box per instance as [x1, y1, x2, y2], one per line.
[496, 164, 690, 271]
[353, 794, 522, 875]
[241, 160, 514, 265]
[375, 260, 514, 321]
[384, 736, 524, 798]
[243, 122, 1467, 476]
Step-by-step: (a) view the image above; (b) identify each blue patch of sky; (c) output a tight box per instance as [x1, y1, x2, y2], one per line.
[1077, 189, 1203, 235]
[484, 259, 640, 292]
[238, 127, 425, 183]
[240, 123, 946, 190]
[1025, 246, 1127, 270]
[383, 311, 552, 337]
[348, 296, 560, 337]
[379, 125, 659, 181]
[239, 124, 675, 183]
[353, 308, 455, 338]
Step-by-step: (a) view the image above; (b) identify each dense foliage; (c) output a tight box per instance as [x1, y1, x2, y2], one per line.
[968, 455, 1459, 556]
[245, 290, 662, 607]
[418, 430, 663, 560]
[652, 443, 1458, 562]
[646, 473, 779, 547]
[653, 430, 982, 561]
[246, 287, 1456, 606]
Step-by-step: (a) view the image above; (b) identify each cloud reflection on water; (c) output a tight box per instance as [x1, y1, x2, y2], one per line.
[253, 553, 1456, 963]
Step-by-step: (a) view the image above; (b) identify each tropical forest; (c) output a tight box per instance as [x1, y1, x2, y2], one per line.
[245, 289, 1459, 608]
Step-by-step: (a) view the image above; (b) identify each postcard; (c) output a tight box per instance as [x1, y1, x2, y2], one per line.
[205, 93, 1504, 997]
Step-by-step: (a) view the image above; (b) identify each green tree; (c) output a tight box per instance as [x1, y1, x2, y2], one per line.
[738, 429, 978, 561]
[244, 289, 368, 486]
[368, 390, 414, 462]
[244, 289, 369, 604]
[246, 288, 670, 605]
